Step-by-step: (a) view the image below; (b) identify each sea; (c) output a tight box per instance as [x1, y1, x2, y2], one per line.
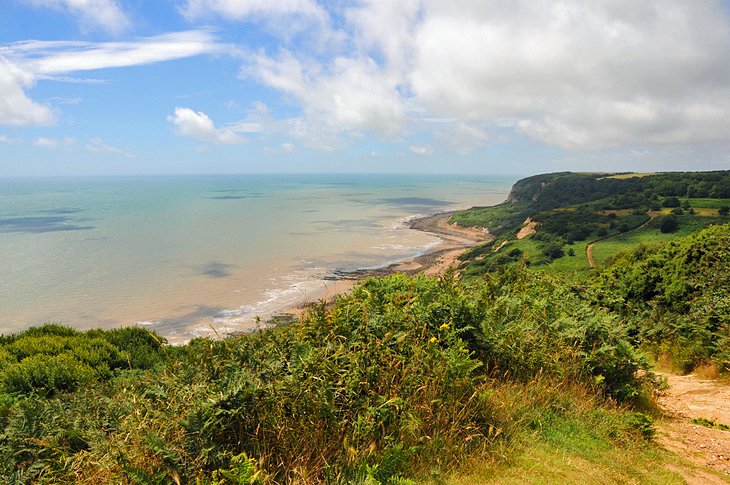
[0, 174, 514, 343]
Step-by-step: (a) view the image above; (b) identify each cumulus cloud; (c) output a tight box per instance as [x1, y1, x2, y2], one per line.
[406, 1, 730, 149]
[244, 0, 730, 152]
[0, 31, 221, 126]
[168, 107, 246, 144]
[247, 51, 406, 145]
[19, 0, 130, 34]
[0, 57, 55, 125]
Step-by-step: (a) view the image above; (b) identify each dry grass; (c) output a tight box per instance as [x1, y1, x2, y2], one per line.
[599, 173, 656, 180]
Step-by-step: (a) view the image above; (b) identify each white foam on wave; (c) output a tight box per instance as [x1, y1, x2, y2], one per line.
[185, 266, 334, 339]
[180, 206, 448, 342]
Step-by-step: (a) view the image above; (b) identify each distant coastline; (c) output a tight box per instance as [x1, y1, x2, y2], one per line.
[0, 174, 514, 342]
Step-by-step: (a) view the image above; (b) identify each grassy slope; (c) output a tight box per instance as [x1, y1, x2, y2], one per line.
[452, 172, 730, 278]
[590, 215, 716, 268]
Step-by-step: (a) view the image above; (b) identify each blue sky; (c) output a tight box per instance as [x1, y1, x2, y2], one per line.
[1, 0, 730, 176]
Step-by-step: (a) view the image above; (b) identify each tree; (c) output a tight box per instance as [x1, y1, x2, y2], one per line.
[662, 196, 681, 208]
[660, 215, 679, 233]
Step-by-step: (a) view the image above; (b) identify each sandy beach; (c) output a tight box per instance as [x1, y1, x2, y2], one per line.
[268, 212, 493, 328]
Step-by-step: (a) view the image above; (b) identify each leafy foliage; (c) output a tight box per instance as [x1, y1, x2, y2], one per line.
[0, 324, 165, 395]
[590, 223, 730, 373]
[0, 269, 654, 483]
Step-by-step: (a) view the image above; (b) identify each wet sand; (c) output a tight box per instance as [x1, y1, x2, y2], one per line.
[252, 212, 493, 333]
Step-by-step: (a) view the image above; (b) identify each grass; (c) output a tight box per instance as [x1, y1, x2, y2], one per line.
[443, 441, 682, 484]
[599, 173, 656, 180]
[690, 418, 730, 431]
[537, 241, 591, 277]
[684, 197, 730, 209]
[590, 216, 722, 269]
[436, 381, 680, 485]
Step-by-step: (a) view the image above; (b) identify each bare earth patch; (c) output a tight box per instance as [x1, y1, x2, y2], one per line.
[656, 372, 730, 483]
[516, 217, 537, 239]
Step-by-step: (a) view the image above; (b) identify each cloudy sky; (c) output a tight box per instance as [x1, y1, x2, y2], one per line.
[1, 0, 730, 176]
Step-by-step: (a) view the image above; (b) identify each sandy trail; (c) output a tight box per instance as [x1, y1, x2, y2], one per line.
[656, 372, 730, 483]
[586, 213, 659, 268]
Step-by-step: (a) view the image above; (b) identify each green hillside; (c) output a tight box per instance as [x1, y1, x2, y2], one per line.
[451, 171, 730, 277]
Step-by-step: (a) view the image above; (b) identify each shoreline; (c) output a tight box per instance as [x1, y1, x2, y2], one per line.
[249, 212, 493, 334]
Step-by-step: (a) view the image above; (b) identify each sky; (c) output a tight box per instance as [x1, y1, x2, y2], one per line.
[1, 0, 730, 176]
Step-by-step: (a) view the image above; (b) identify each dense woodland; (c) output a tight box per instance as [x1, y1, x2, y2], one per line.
[1, 172, 728, 483]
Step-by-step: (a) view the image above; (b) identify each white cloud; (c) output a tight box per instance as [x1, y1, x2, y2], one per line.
[18, 31, 221, 75]
[85, 137, 132, 157]
[0, 31, 221, 126]
[244, 0, 730, 153]
[0, 134, 21, 144]
[33, 137, 57, 148]
[182, 0, 326, 22]
[247, 51, 407, 145]
[409, 144, 432, 155]
[0, 57, 55, 125]
[406, 1, 730, 149]
[168, 107, 246, 144]
[19, 0, 130, 34]
[33, 136, 74, 147]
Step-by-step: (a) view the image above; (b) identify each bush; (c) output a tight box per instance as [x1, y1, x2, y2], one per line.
[0, 326, 165, 395]
[2, 354, 97, 394]
[542, 243, 565, 260]
[659, 215, 678, 233]
[591, 224, 730, 373]
[661, 196, 680, 208]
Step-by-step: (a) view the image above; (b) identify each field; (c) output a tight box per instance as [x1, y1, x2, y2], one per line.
[685, 197, 730, 209]
[589, 215, 722, 268]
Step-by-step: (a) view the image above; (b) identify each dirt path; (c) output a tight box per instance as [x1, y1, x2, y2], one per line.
[655, 372, 730, 483]
[586, 241, 598, 268]
[586, 213, 658, 268]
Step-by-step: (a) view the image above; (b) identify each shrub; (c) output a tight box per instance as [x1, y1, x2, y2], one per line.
[661, 196, 680, 208]
[659, 215, 678, 233]
[0, 326, 165, 395]
[2, 354, 97, 394]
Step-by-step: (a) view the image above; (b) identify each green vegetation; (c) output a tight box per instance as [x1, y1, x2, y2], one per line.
[1, 171, 728, 483]
[0, 325, 165, 395]
[690, 418, 730, 431]
[451, 171, 730, 275]
[1, 268, 664, 483]
[590, 224, 730, 374]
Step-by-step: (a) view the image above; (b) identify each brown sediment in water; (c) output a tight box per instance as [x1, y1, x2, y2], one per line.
[259, 212, 492, 329]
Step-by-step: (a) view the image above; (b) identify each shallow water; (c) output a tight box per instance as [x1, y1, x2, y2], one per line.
[0, 174, 513, 342]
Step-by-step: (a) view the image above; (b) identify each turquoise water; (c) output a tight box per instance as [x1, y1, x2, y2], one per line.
[0, 174, 513, 342]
